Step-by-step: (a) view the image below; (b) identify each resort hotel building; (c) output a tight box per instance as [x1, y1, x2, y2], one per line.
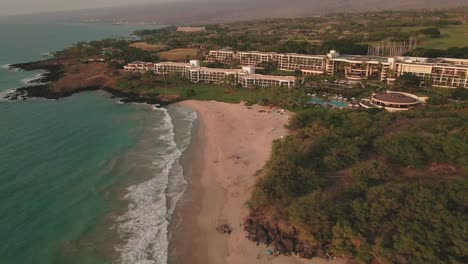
[237, 51, 279, 66]
[123, 60, 297, 88]
[325, 50, 391, 81]
[239, 74, 297, 88]
[389, 57, 468, 88]
[123, 62, 155, 72]
[277, 54, 328, 75]
[154, 61, 200, 75]
[206, 49, 237, 64]
[205, 49, 468, 89]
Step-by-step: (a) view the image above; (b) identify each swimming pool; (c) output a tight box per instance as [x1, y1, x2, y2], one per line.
[309, 98, 349, 108]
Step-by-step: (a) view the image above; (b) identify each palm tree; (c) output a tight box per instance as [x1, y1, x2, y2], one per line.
[423, 76, 433, 93]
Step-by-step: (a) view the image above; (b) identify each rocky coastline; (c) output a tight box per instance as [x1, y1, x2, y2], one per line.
[4, 60, 171, 106]
[243, 208, 334, 261]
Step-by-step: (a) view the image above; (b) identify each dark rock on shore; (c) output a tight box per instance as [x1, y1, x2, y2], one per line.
[243, 214, 320, 259]
[7, 84, 170, 106]
[12, 60, 65, 84]
[216, 224, 232, 235]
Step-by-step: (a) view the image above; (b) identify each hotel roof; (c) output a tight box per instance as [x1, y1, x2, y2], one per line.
[395, 57, 468, 68]
[238, 51, 279, 54]
[189, 67, 245, 73]
[334, 54, 390, 63]
[372, 92, 418, 104]
[243, 74, 296, 81]
[280, 53, 327, 58]
[155, 62, 192, 67]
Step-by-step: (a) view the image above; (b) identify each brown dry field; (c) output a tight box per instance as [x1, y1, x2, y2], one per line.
[51, 63, 117, 92]
[157, 48, 200, 61]
[130, 42, 166, 52]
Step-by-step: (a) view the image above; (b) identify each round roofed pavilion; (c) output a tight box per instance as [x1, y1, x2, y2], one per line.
[370, 91, 421, 111]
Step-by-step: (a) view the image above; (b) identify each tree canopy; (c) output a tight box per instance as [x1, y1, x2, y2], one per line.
[251, 106, 468, 263]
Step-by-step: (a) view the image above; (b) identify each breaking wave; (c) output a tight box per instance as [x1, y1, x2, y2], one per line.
[20, 72, 47, 85]
[115, 106, 197, 264]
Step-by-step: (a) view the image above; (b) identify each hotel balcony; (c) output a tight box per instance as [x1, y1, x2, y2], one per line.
[345, 67, 368, 80]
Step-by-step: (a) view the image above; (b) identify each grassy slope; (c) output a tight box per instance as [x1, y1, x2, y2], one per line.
[422, 24, 468, 49]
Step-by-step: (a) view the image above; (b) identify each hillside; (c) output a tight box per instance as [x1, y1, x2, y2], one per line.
[247, 106, 468, 263]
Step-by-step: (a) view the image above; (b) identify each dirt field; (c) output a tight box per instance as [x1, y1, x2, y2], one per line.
[157, 48, 200, 61]
[130, 42, 166, 52]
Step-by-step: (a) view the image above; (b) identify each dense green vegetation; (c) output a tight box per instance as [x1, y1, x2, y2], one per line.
[405, 46, 468, 58]
[422, 24, 468, 49]
[418, 27, 441, 38]
[116, 70, 313, 107]
[134, 8, 467, 57]
[252, 106, 468, 263]
[395, 73, 421, 89]
[57, 39, 158, 65]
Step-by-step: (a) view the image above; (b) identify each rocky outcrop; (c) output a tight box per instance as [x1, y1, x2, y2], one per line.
[243, 212, 319, 259]
[6, 85, 171, 106]
[6, 59, 173, 106]
[11, 60, 65, 84]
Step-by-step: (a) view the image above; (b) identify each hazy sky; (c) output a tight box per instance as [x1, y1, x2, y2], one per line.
[0, 0, 175, 16]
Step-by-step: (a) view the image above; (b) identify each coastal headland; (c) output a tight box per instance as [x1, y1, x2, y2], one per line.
[5, 59, 170, 105]
[169, 100, 345, 264]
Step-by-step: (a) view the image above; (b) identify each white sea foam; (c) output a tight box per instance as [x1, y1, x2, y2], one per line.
[20, 72, 46, 85]
[40, 52, 53, 57]
[0, 89, 16, 101]
[115, 106, 197, 264]
[164, 106, 197, 217]
[1, 64, 20, 72]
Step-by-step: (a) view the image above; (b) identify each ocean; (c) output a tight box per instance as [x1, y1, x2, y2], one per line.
[0, 20, 196, 263]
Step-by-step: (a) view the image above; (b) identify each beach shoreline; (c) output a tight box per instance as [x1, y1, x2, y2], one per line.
[168, 100, 292, 264]
[168, 100, 347, 264]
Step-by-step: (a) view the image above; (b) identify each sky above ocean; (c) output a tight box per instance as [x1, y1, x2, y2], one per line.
[0, 0, 172, 16]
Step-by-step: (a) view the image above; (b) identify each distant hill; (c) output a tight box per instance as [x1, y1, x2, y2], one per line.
[4, 0, 468, 24]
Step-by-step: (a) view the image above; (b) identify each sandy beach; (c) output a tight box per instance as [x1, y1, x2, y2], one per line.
[169, 100, 345, 264]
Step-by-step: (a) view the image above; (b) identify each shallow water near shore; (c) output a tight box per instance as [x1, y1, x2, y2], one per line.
[0, 20, 195, 264]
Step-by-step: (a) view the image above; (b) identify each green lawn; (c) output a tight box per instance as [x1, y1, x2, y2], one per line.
[421, 24, 468, 49]
[137, 83, 256, 103]
[178, 84, 255, 103]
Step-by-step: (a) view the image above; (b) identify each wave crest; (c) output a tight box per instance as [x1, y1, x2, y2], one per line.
[115, 106, 196, 264]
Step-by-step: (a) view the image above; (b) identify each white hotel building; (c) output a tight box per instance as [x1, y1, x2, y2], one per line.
[124, 60, 297, 88]
[205, 49, 468, 89]
[206, 49, 237, 64]
[390, 57, 468, 88]
[277, 53, 328, 75]
[123, 61, 155, 72]
[239, 74, 297, 88]
[237, 51, 279, 66]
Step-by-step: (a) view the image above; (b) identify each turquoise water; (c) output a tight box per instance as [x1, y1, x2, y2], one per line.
[309, 97, 349, 108]
[0, 93, 144, 263]
[0, 21, 163, 93]
[0, 21, 195, 264]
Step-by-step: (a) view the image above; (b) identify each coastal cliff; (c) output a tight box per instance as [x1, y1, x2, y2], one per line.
[5, 54, 170, 106]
